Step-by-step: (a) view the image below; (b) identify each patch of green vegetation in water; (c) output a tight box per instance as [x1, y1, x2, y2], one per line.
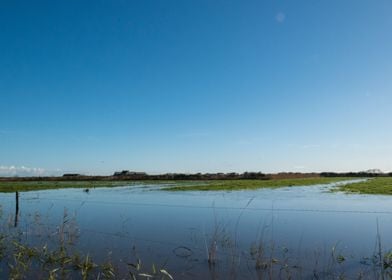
[0, 180, 170, 193]
[335, 177, 392, 195]
[163, 177, 353, 191]
[5, 177, 391, 194]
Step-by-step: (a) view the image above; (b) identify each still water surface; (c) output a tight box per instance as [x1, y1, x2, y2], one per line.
[1, 180, 391, 278]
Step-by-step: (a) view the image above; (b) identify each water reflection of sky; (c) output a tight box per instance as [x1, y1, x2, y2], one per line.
[1, 181, 391, 278]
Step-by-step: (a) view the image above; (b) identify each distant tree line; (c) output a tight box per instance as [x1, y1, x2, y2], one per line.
[112, 171, 268, 180]
[2, 171, 391, 182]
[1, 171, 268, 181]
[320, 172, 392, 177]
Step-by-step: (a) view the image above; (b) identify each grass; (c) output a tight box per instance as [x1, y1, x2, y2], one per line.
[1, 213, 390, 280]
[4, 177, 392, 195]
[335, 177, 392, 195]
[0, 177, 353, 193]
[1, 197, 391, 279]
[163, 177, 354, 191]
[0, 180, 164, 193]
[0, 209, 174, 280]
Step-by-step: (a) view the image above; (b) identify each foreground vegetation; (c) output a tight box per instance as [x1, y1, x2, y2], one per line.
[335, 177, 392, 195]
[0, 208, 391, 279]
[163, 177, 354, 191]
[0, 211, 174, 280]
[1, 231, 390, 279]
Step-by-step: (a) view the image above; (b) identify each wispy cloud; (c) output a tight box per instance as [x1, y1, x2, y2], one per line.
[275, 12, 286, 23]
[0, 165, 47, 177]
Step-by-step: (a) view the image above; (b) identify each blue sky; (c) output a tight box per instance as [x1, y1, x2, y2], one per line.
[1, 0, 391, 176]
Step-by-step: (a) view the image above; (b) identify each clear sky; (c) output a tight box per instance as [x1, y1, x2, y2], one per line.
[1, 0, 392, 176]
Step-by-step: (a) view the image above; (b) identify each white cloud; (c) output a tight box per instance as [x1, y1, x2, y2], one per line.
[0, 165, 46, 177]
[276, 12, 286, 23]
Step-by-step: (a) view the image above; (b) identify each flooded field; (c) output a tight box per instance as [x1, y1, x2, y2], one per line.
[1, 180, 391, 279]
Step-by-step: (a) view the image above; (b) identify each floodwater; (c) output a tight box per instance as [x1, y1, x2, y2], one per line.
[1, 180, 391, 279]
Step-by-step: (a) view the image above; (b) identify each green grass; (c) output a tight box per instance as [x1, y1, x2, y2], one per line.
[4, 177, 390, 194]
[0, 180, 159, 193]
[0, 177, 353, 193]
[335, 177, 392, 195]
[163, 177, 353, 191]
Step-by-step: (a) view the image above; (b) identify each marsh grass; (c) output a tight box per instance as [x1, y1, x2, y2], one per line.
[164, 177, 355, 191]
[1, 226, 391, 279]
[0, 180, 188, 193]
[335, 177, 392, 195]
[0, 209, 174, 280]
[203, 208, 392, 280]
[1, 177, 378, 194]
[0, 181, 148, 193]
[205, 207, 231, 266]
[1, 205, 391, 279]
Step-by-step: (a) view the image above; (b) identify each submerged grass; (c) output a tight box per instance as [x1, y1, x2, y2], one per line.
[4, 177, 391, 194]
[0, 181, 132, 193]
[0, 180, 173, 193]
[0, 177, 354, 193]
[0, 209, 174, 280]
[335, 177, 392, 195]
[163, 177, 354, 191]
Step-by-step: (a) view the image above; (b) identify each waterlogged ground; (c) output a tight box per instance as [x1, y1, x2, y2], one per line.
[0, 180, 391, 279]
